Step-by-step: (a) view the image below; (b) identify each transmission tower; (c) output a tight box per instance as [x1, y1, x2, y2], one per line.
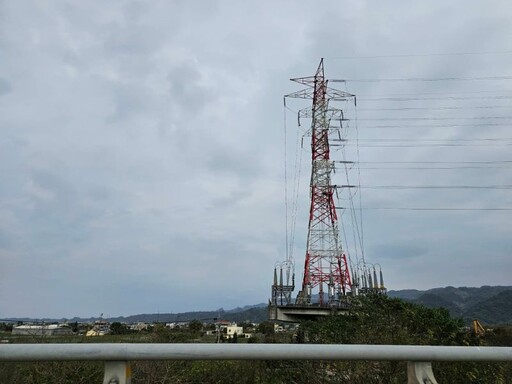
[289, 58, 353, 306]
[270, 59, 385, 321]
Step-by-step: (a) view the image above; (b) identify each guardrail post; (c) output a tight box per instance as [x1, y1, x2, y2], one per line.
[407, 361, 438, 384]
[103, 361, 131, 384]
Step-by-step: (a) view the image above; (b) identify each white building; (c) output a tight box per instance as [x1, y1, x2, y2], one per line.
[12, 324, 73, 336]
[224, 324, 243, 339]
[129, 322, 148, 331]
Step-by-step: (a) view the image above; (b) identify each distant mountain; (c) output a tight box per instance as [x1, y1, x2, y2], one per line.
[225, 303, 267, 313]
[6, 287, 511, 326]
[463, 290, 512, 325]
[387, 289, 423, 301]
[389, 286, 512, 325]
[414, 293, 463, 317]
[3, 305, 269, 325]
[106, 305, 268, 324]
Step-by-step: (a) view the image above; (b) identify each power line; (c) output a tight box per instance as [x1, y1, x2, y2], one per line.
[360, 95, 512, 101]
[357, 160, 512, 164]
[360, 207, 512, 211]
[356, 166, 512, 170]
[354, 138, 512, 142]
[358, 106, 512, 111]
[344, 143, 512, 147]
[358, 90, 512, 97]
[356, 185, 512, 190]
[326, 51, 512, 60]
[360, 123, 511, 129]
[342, 138, 512, 147]
[336, 160, 512, 166]
[347, 76, 512, 83]
[358, 116, 512, 122]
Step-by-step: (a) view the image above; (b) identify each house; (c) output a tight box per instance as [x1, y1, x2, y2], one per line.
[223, 324, 244, 339]
[85, 320, 110, 336]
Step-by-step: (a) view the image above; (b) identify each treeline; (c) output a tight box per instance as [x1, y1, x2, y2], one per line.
[295, 295, 511, 382]
[389, 285, 512, 325]
[1, 295, 511, 383]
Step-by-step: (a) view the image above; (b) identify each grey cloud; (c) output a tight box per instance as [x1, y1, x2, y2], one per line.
[106, 82, 152, 123]
[0, 78, 11, 95]
[167, 64, 214, 113]
[368, 242, 429, 260]
[206, 147, 263, 178]
[1, 0, 511, 317]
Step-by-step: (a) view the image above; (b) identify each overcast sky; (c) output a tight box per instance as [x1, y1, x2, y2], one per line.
[1, 1, 511, 318]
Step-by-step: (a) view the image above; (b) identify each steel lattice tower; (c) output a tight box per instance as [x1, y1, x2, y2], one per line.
[270, 59, 386, 321]
[287, 59, 354, 307]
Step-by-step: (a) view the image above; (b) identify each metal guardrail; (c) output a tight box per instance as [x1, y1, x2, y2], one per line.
[1, 343, 511, 384]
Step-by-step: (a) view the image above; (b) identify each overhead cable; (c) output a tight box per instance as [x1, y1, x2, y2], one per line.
[358, 106, 512, 111]
[358, 116, 512, 121]
[356, 185, 512, 190]
[360, 207, 512, 211]
[357, 160, 512, 164]
[358, 90, 512, 97]
[355, 166, 512, 170]
[347, 76, 512, 83]
[344, 143, 512, 147]
[361, 123, 510, 129]
[326, 51, 512, 60]
[360, 95, 512, 101]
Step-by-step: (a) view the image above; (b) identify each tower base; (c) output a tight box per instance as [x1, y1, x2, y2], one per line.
[268, 303, 349, 322]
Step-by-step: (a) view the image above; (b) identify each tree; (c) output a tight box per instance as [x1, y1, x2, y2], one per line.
[239, 321, 254, 333]
[110, 322, 129, 335]
[301, 294, 466, 346]
[296, 294, 512, 383]
[0, 323, 13, 332]
[188, 319, 203, 332]
[256, 321, 275, 336]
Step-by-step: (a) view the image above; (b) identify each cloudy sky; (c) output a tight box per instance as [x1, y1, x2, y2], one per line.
[1, 1, 511, 318]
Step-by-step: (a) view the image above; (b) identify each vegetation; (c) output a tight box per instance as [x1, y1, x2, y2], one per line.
[109, 322, 131, 335]
[390, 285, 512, 325]
[296, 295, 510, 383]
[1, 295, 511, 383]
[300, 295, 465, 345]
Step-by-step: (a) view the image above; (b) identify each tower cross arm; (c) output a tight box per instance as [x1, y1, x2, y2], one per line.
[285, 88, 315, 100]
[290, 75, 317, 86]
[326, 87, 355, 101]
[298, 107, 348, 121]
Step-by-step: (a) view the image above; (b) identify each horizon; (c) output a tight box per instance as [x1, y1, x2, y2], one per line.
[2, 1, 511, 319]
[4, 284, 511, 320]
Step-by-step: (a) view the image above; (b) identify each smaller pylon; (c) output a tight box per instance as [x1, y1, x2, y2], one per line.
[270, 260, 295, 306]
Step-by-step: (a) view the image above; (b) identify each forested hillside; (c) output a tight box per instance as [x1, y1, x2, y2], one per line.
[388, 286, 512, 325]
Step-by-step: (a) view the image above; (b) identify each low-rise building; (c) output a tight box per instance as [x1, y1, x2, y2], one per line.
[129, 322, 148, 331]
[85, 320, 110, 336]
[223, 324, 244, 339]
[12, 324, 73, 336]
